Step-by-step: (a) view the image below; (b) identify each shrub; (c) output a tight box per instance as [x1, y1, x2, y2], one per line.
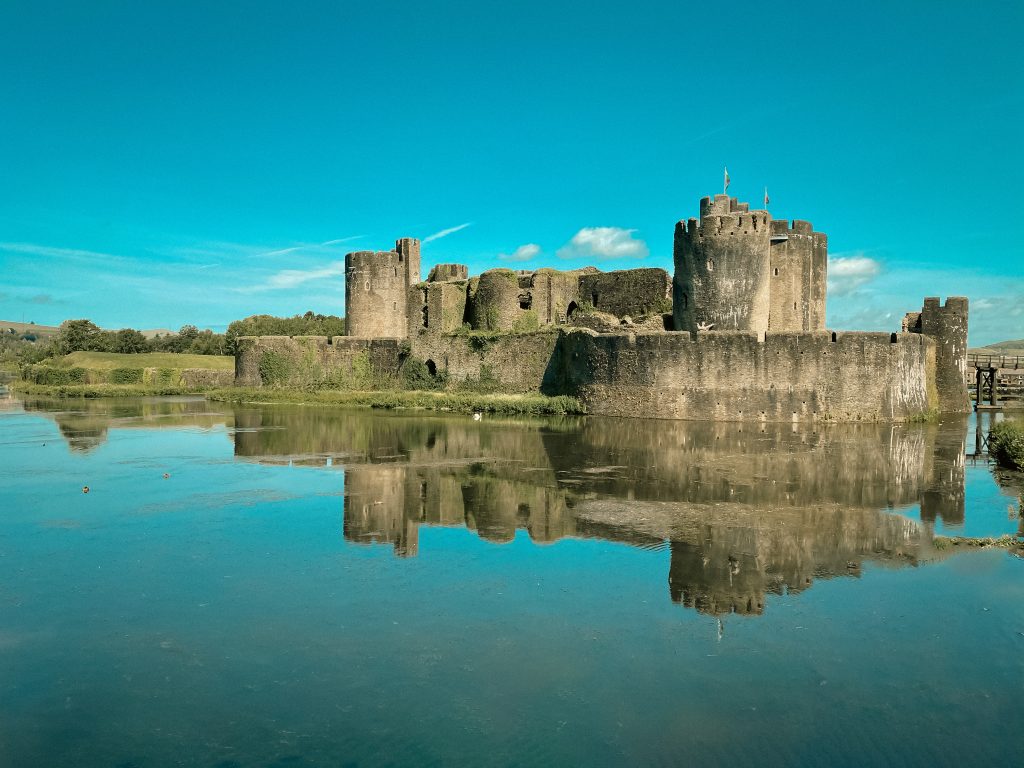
[24, 365, 87, 385]
[400, 357, 446, 391]
[109, 367, 143, 384]
[258, 350, 290, 386]
[990, 420, 1024, 470]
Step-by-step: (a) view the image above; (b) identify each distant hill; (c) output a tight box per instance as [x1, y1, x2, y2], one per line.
[0, 321, 60, 338]
[1, 321, 181, 341]
[970, 339, 1024, 357]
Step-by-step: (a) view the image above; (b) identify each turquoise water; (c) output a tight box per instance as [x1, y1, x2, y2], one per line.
[1, 395, 1022, 767]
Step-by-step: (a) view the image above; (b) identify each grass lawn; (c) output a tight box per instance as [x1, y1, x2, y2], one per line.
[60, 351, 234, 370]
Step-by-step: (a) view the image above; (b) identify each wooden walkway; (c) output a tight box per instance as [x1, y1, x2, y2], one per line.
[967, 354, 1024, 410]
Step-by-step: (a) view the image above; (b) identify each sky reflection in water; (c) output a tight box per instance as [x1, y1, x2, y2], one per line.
[1, 395, 1022, 767]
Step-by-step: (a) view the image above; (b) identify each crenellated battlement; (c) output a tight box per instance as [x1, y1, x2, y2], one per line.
[922, 296, 969, 318]
[770, 219, 815, 235]
[682, 210, 771, 236]
[699, 194, 752, 217]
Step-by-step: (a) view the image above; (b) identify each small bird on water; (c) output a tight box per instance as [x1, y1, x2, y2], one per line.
[163, 473, 170, 479]
[473, 412, 482, 421]
[82, 486, 90, 494]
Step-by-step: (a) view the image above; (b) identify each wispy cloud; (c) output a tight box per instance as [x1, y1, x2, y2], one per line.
[257, 235, 363, 258]
[556, 227, 648, 260]
[0, 242, 127, 264]
[828, 253, 882, 296]
[238, 261, 347, 293]
[423, 223, 471, 243]
[498, 243, 541, 262]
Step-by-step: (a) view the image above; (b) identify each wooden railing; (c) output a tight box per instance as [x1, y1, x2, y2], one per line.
[967, 353, 1024, 370]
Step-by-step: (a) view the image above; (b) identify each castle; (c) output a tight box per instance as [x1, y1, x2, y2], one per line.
[235, 193, 970, 421]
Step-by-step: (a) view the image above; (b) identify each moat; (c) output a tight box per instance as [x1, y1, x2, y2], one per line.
[2, 395, 1022, 766]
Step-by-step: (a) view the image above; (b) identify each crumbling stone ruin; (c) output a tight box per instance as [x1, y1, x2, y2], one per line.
[235, 193, 970, 422]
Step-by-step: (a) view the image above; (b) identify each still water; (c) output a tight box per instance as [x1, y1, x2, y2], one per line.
[1, 395, 1022, 767]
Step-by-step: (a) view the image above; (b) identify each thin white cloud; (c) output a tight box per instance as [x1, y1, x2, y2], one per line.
[235, 261, 347, 293]
[423, 223, 471, 243]
[258, 235, 363, 258]
[498, 243, 541, 262]
[827, 254, 881, 297]
[556, 227, 648, 260]
[0, 242, 128, 264]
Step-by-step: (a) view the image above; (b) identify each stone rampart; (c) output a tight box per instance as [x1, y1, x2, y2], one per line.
[234, 335, 403, 388]
[578, 268, 671, 319]
[557, 329, 936, 422]
[414, 331, 561, 393]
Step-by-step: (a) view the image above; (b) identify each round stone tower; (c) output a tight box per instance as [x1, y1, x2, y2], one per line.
[345, 238, 421, 338]
[470, 269, 524, 331]
[673, 194, 772, 334]
[345, 250, 408, 338]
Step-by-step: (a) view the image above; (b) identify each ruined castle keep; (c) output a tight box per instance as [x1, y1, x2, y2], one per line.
[235, 193, 970, 422]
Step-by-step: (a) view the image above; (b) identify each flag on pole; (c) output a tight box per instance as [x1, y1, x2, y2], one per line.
[724, 167, 730, 193]
[764, 187, 770, 207]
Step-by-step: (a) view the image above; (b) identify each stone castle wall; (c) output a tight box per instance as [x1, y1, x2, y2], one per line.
[234, 335, 403, 388]
[414, 331, 562, 393]
[557, 329, 937, 422]
[578, 268, 671, 319]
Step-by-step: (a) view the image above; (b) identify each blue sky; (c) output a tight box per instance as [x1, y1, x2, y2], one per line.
[1, 0, 1021, 344]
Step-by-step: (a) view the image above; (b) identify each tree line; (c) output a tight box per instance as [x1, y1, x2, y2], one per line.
[1, 312, 345, 365]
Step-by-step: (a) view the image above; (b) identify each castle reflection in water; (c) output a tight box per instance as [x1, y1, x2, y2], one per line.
[28, 397, 981, 617]
[230, 405, 974, 617]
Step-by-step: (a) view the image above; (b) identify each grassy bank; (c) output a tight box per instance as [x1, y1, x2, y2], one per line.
[206, 387, 586, 415]
[12, 381, 202, 398]
[989, 419, 1024, 470]
[20, 350, 234, 389]
[60, 351, 233, 370]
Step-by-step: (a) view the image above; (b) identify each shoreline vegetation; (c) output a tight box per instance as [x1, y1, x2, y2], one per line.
[206, 388, 586, 415]
[11, 381, 586, 416]
[989, 420, 1024, 471]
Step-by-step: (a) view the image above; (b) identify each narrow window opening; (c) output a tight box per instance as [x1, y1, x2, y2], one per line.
[774, 267, 779, 276]
[364, 281, 370, 291]
[793, 302, 797, 310]
[519, 293, 532, 310]
[394, 267, 398, 277]
[830, 331, 837, 342]
[567, 301, 579, 319]
[591, 292, 599, 308]
[425, 359, 437, 376]
[422, 305, 429, 328]
[890, 333, 898, 343]
[682, 293, 688, 309]
[393, 301, 397, 311]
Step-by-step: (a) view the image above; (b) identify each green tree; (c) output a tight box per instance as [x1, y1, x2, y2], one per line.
[54, 319, 102, 354]
[113, 328, 148, 353]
